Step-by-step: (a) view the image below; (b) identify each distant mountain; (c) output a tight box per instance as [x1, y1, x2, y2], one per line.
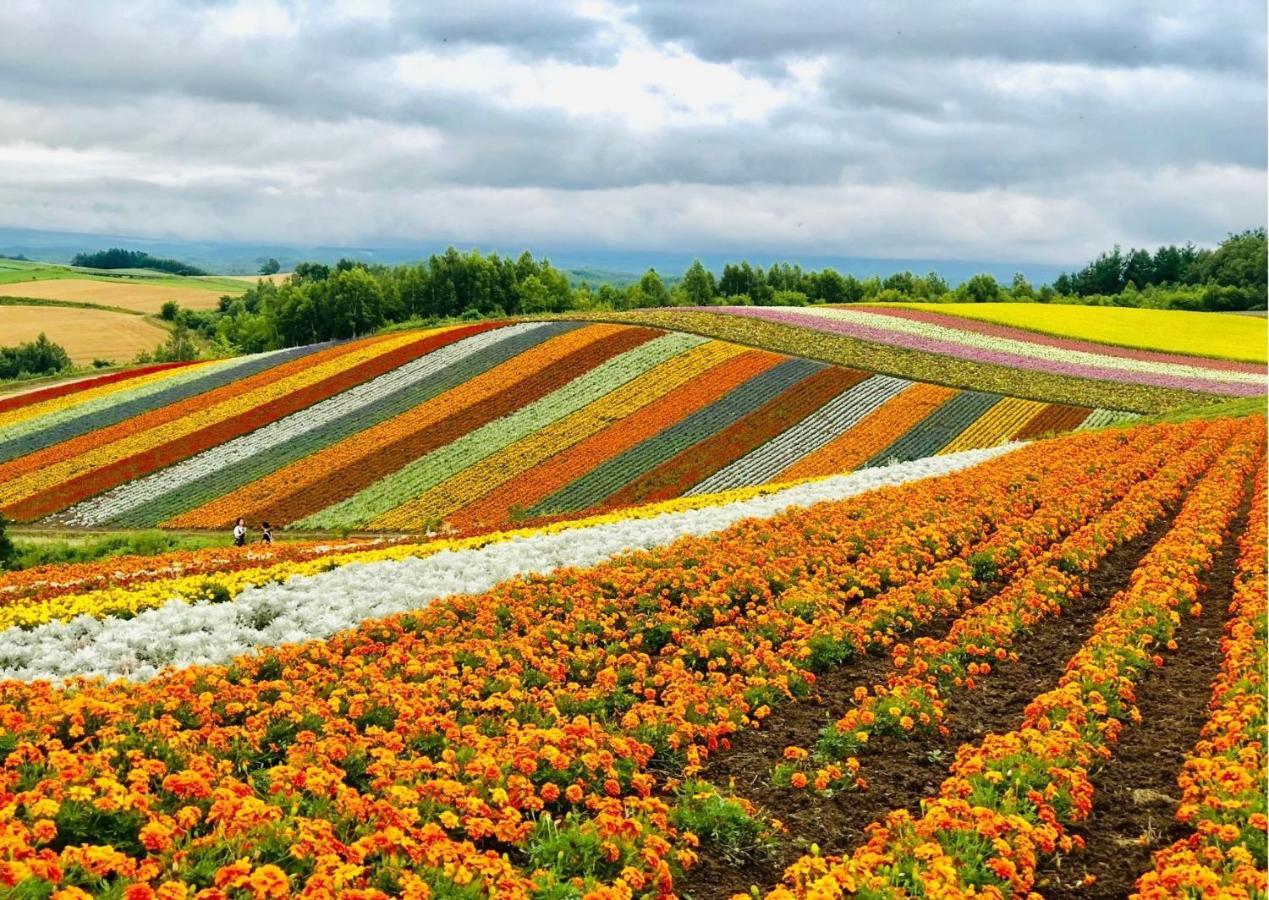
[0, 225, 1072, 287]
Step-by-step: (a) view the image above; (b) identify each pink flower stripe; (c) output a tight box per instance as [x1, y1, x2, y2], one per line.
[861, 304, 1265, 374]
[699, 306, 1264, 397]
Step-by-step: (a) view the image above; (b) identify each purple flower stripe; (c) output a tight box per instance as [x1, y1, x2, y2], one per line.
[862, 305, 1265, 374]
[700, 306, 1264, 397]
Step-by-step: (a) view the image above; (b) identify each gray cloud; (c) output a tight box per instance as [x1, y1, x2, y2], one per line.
[0, 0, 1262, 264]
[625, 1, 1266, 74]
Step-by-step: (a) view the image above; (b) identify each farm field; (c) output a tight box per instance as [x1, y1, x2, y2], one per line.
[0, 277, 229, 312]
[0, 414, 1262, 899]
[0, 319, 1131, 533]
[569, 307, 1264, 413]
[0, 257, 249, 294]
[867, 300, 1268, 363]
[0, 304, 171, 364]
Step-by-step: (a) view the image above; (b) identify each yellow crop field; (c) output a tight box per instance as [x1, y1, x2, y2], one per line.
[0, 305, 169, 364]
[870, 301, 1267, 363]
[0, 278, 231, 313]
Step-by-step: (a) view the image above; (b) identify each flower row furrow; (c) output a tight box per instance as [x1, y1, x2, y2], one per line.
[164, 322, 637, 529]
[1132, 463, 1268, 899]
[778, 418, 1224, 789]
[766, 415, 1262, 899]
[54, 324, 540, 527]
[366, 339, 750, 530]
[729, 305, 1265, 395]
[0, 422, 1234, 899]
[688, 374, 910, 494]
[0, 346, 320, 466]
[296, 332, 706, 530]
[0, 445, 1017, 677]
[529, 357, 824, 517]
[0, 331, 436, 517]
[802, 306, 1267, 386]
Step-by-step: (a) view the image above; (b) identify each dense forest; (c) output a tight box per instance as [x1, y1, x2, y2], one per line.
[70, 248, 207, 276]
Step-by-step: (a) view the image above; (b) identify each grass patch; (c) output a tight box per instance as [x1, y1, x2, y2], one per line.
[6, 530, 233, 571]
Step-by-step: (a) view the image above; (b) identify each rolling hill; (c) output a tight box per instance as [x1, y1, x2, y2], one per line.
[0, 319, 1127, 534]
[567, 304, 1265, 413]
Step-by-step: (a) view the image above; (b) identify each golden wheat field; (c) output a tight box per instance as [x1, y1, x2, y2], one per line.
[0, 278, 230, 313]
[0, 304, 170, 363]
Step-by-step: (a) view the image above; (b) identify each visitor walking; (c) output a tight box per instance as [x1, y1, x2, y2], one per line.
[233, 517, 247, 547]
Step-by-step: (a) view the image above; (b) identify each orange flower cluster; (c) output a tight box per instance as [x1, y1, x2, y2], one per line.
[1134, 463, 1268, 899]
[0, 419, 1257, 898]
[779, 417, 1232, 789]
[767, 415, 1263, 899]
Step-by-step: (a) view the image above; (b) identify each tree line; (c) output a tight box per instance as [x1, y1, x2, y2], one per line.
[70, 248, 208, 276]
[1052, 228, 1266, 311]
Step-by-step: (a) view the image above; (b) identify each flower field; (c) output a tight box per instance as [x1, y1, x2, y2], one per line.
[563, 308, 1260, 413]
[0, 415, 1262, 899]
[0, 320, 1127, 534]
[865, 301, 1267, 364]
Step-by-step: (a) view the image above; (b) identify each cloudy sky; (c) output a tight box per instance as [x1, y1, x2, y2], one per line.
[0, 0, 1264, 264]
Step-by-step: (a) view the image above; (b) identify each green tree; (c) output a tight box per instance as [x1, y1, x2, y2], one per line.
[1009, 273, 1035, 299]
[329, 267, 385, 337]
[634, 269, 670, 308]
[159, 300, 179, 321]
[958, 273, 1001, 302]
[680, 260, 716, 305]
[259, 258, 282, 276]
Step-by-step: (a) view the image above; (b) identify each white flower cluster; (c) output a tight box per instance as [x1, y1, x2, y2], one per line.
[0, 442, 1020, 684]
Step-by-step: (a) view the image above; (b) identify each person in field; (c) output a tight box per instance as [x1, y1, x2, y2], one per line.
[233, 517, 247, 547]
[260, 522, 273, 544]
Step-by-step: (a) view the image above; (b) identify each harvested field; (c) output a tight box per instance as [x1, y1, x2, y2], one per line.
[0, 277, 233, 312]
[0, 304, 169, 364]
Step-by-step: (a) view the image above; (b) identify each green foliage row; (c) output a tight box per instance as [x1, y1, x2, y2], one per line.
[69, 248, 208, 277]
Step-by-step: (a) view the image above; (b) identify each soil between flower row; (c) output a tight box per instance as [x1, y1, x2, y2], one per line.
[675, 496, 1189, 900]
[1035, 481, 1251, 900]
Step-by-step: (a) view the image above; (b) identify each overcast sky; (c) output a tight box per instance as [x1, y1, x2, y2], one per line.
[0, 0, 1264, 264]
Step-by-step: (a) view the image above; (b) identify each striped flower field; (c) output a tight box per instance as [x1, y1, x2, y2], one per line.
[0, 320, 1130, 534]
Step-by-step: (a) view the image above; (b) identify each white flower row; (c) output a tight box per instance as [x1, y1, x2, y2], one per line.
[801, 307, 1263, 385]
[687, 374, 910, 495]
[53, 325, 547, 526]
[0, 442, 1021, 684]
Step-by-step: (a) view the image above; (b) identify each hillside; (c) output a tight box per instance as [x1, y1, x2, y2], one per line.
[0, 319, 1128, 534]
[566, 305, 1265, 413]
